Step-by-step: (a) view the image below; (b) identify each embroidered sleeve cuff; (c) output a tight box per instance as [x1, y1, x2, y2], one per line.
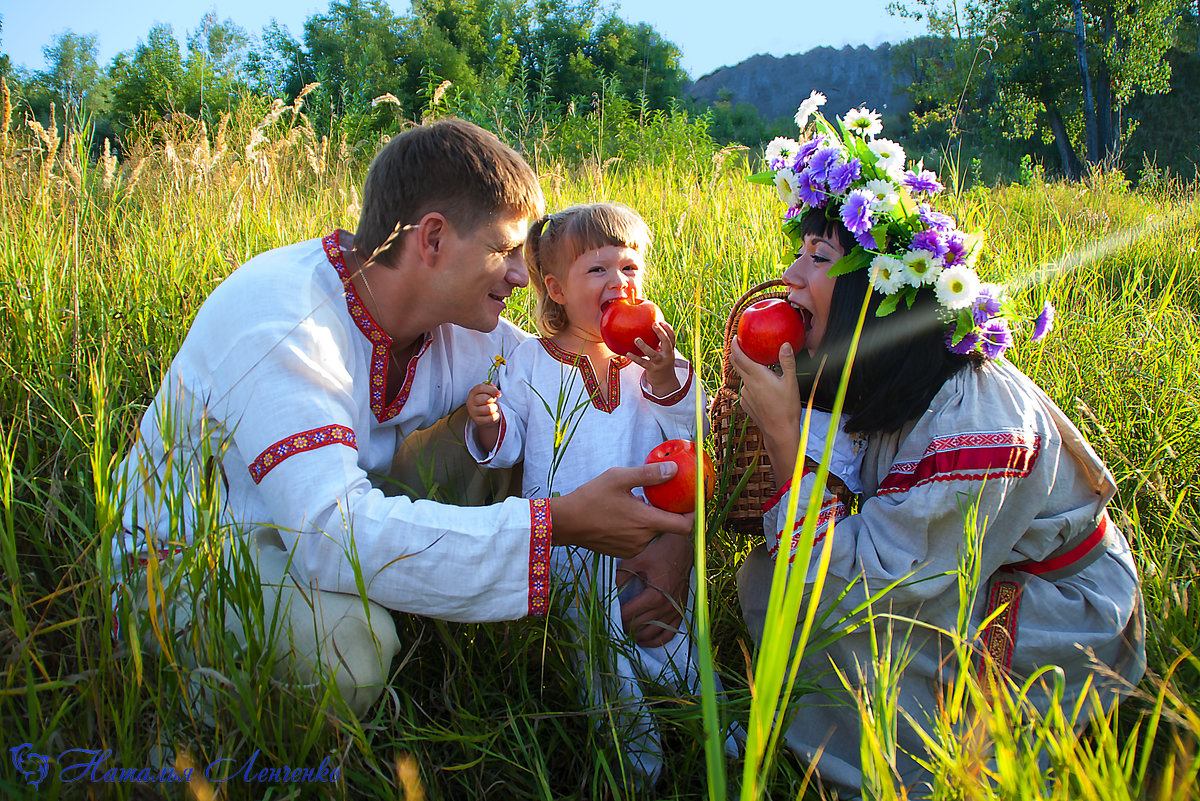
[527, 498, 552, 617]
[762, 479, 793, 513]
[465, 413, 507, 465]
[641, 360, 693, 406]
[248, 425, 357, 484]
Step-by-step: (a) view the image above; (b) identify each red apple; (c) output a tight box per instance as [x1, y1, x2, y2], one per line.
[642, 439, 716, 514]
[600, 297, 664, 357]
[737, 298, 806, 365]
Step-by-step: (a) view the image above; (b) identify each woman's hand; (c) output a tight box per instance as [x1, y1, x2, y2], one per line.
[731, 338, 801, 482]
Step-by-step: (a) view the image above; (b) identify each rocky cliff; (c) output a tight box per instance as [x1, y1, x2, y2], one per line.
[685, 43, 912, 122]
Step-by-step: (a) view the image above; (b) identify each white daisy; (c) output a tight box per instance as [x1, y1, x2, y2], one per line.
[794, 91, 827, 129]
[868, 138, 907, 178]
[774, 169, 802, 207]
[935, 264, 981, 309]
[843, 107, 883, 138]
[765, 137, 801, 166]
[863, 178, 900, 213]
[869, 254, 906, 294]
[903, 249, 945, 287]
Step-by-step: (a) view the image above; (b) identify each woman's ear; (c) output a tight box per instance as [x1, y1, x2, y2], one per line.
[544, 273, 567, 305]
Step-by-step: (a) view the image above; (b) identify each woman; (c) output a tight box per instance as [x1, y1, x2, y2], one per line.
[732, 99, 1145, 795]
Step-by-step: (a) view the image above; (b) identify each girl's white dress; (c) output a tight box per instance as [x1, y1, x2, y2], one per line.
[466, 336, 714, 781]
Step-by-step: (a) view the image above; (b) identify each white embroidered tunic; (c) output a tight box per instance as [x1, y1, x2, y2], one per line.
[738, 358, 1146, 793]
[113, 232, 552, 621]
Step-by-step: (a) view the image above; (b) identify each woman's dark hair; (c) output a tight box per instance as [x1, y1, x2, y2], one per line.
[795, 209, 980, 434]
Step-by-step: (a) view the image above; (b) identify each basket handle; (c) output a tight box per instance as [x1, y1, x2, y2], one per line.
[720, 279, 790, 389]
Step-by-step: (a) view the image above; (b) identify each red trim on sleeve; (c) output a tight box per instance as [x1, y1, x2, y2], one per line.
[643, 363, 693, 406]
[528, 498, 552, 616]
[762, 479, 793, 513]
[248, 425, 357, 484]
[877, 432, 1039, 496]
[1018, 513, 1109, 576]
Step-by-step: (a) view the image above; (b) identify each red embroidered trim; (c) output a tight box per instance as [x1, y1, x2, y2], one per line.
[762, 479, 794, 513]
[643, 363, 693, 406]
[877, 431, 1040, 495]
[538, 339, 628, 413]
[322, 232, 430, 422]
[528, 498, 552, 616]
[768, 497, 847, 560]
[979, 579, 1022, 674]
[249, 425, 357, 483]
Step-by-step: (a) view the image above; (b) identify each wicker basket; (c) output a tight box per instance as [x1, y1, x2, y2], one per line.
[710, 280, 791, 535]
[710, 280, 857, 536]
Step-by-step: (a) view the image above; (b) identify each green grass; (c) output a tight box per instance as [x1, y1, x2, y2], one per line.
[2, 101, 1199, 800]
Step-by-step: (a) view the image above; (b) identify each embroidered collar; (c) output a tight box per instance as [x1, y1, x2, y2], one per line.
[537, 338, 628, 414]
[322, 232, 430, 423]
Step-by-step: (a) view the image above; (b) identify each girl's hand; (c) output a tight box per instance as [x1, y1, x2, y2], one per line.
[627, 321, 681, 397]
[730, 338, 801, 482]
[466, 382, 502, 452]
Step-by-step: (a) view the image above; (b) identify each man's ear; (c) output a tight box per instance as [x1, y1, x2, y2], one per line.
[543, 273, 567, 305]
[416, 212, 448, 263]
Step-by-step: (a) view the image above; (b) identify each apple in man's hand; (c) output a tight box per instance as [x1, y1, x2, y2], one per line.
[737, 298, 806, 365]
[600, 297, 664, 357]
[642, 439, 716, 514]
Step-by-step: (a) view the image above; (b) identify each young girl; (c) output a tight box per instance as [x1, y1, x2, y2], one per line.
[464, 202, 726, 783]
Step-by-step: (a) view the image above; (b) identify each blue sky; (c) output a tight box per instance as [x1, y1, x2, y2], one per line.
[3, 0, 926, 81]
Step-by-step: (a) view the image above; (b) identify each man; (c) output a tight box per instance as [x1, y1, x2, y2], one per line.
[113, 118, 694, 716]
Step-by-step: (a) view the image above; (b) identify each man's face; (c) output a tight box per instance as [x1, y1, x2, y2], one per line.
[438, 211, 530, 332]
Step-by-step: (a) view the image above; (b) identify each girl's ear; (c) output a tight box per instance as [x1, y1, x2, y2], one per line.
[544, 273, 567, 305]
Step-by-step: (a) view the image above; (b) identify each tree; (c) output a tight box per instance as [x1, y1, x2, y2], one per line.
[109, 25, 186, 124]
[893, 0, 1186, 177]
[186, 12, 249, 111]
[34, 32, 101, 127]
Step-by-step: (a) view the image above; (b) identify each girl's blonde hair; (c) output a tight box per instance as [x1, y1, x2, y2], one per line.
[524, 202, 653, 336]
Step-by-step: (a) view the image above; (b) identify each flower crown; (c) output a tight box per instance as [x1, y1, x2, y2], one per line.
[751, 91, 1054, 359]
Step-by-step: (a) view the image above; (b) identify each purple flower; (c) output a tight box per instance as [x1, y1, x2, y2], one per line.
[946, 329, 981, 355]
[841, 188, 875, 236]
[769, 157, 787, 171]
[796, 168, 826, 208]
[917, 203, 955, 232]
[826, 158, 862, 194]
[971, 285, 1003, 326]
[980, 318, 1013, 359]
[941, 232, 969, 266]
[855, 229, 878, 250]
[795, 135, 829, 167]
[808, 146, 842, 183]
[784, 205, 803, 219]
[912, 229, 948, 259]
[904, 168, 944, 196]
[1031, 301, 1055, 341]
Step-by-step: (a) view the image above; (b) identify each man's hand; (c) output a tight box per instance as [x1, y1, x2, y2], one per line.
[549, 463, 693, 557]
[616, 531, 694, 647]
[466, 382, 502, 452]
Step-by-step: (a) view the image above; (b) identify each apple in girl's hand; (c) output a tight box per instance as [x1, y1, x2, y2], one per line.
[642, 439, 716, 514]
[737, 299, 806, 365]
[600, 297, 664, 357]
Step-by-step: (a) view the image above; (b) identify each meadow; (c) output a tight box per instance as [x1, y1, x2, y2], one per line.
[2, 91, 1199, 800]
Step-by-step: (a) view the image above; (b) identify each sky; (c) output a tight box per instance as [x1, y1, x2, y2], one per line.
[2, 0, 927, 82]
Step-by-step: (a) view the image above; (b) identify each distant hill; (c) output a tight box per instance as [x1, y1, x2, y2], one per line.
[685, 43, 912, 123]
